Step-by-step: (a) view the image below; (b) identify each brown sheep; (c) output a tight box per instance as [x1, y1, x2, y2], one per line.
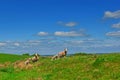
[51, 48, 68, 60]
[58, 48, 67, 58]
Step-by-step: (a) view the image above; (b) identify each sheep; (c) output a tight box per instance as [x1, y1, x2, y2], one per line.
[24, 58, 31, 65]
[58, 48, 68, 58]
[24, 53, 39, 65]
[31, 53, 39, 63]
[51, 54, 58, 60]
[51, 48, 68, 60]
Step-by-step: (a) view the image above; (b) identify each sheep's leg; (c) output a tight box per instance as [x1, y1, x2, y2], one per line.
[57, 55, 61, 59]
[51, 55, 56, 61]
[51, 57, 55, 61]
[51, 58, 53, 61]
[54, 56, 57, 60]
[64, 56, 66, 58]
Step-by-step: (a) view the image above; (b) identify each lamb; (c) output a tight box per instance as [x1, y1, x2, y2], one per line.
[51, 54, 58, 60]
[24, 58, 31, 65]
[31, 53, 39, 62]
[24, 53, 39, 65]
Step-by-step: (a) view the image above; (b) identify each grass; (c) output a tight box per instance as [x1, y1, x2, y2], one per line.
[0, 53, 29, 63]
[0, 53, 120, 80]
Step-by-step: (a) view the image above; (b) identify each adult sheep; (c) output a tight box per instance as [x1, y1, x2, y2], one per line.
[51, 48, 68, 60]
[58, 48, 68, 58]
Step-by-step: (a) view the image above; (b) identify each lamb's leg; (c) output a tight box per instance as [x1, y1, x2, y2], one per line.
[51, 56, 55, 61]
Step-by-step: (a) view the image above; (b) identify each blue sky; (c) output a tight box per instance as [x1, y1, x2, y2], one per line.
[0, 0, 120, 55]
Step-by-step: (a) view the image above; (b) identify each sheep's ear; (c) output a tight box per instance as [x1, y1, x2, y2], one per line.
[65, 48, 68, 51]
[35, 53, 38, 56]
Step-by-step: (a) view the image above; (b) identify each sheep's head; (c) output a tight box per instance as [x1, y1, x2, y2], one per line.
[64, 48, 68, 55]
[64, 48, 68, 52]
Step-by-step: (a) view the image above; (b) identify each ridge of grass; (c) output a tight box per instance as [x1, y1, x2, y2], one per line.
[0, 53, 120, 80]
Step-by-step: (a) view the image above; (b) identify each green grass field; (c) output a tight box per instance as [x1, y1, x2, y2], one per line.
[0, 53, 120, 80]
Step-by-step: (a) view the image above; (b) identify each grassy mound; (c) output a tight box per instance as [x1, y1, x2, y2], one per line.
[0, 53, 120, 80]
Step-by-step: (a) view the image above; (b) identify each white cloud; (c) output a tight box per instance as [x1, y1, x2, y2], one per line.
[0, 38, 120, 54]
[112, 22, 120, 28]
[54, 31, 88, 37]
[28, 40, 41, 43]
[37, 32, 48, 36]
[65, 22, 77, 27]
[106, 31, 120, 37]
[104, 10, 120, 19]
[14, 43, 20, 46]
[57, 21, 77, 27]
[0, 42, 6, 46]
[27, 40, 41, 46]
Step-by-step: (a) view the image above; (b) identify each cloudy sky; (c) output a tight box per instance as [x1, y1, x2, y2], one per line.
[0, 0, 120, 55]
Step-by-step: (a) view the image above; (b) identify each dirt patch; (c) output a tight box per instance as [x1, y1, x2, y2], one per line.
[0, 64, 5, 68]
[4, 62, 11, 67]
[13, 60, 33, 70]
[0, 62, 11, 68]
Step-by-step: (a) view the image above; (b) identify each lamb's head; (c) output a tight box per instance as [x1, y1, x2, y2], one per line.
[34, 53, 39, 60]
[35, 53, 38, 56]
[28, 58, 32, 60]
